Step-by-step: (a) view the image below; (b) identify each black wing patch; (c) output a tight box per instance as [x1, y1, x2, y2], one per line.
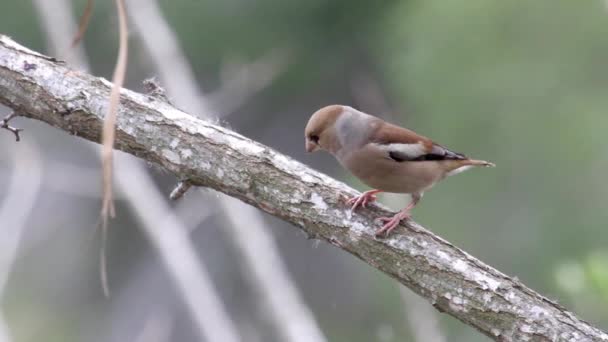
[388, 144, 466, 162]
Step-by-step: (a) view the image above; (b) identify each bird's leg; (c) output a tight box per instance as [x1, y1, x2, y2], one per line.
[375, 193, 422, 237]
[346, 189, 382, 212]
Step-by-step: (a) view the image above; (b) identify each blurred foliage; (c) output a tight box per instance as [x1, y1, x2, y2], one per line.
[378, 1, 608, 338]
[1, 0, 608, 341]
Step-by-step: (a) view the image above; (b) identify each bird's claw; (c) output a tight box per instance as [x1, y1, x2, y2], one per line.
[374, 212, 410, 237]
[347, 193, 378, 212]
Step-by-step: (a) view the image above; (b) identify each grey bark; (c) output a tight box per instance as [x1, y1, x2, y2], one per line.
[0, 35, 606, 342]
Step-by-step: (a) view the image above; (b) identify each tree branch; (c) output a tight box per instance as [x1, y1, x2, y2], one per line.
[0, 35, 605, 341]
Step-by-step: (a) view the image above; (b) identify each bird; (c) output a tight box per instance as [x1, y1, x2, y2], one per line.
[304, 104, 494, 237]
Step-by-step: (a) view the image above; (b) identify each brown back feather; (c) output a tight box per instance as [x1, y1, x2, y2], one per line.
[373, 121, 467, 161]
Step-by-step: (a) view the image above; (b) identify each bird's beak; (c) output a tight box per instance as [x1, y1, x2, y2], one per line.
[305, 139, 319, 153]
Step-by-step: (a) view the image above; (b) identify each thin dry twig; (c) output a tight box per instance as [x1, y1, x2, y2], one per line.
[0, 112, 23, 142]
[100, 0, 129, 296]
[71, 0, 94, 47]
[101, 0, 128, 222]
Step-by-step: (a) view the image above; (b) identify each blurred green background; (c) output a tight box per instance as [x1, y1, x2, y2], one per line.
[1, 0, 608, 341]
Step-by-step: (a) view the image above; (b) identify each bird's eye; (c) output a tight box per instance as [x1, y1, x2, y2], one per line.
[309, 135, 319, 143]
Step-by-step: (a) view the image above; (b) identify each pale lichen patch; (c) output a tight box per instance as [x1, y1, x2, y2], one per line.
[162, 149, 180, 164]
[199, 160, 211, 170]
[309, 192, 328, 210]
[350, 221, 367, 235]
[180, 149, 193, 159]
[160, 105, 196, 122]
[520, 324, 533, 334]
[436, 250, 451, 262]
[385, 237, 410, 251]
[123, 125, 135, 135]
[453, 259, 469, 273]
[300, 173, 318, 184]
[230, 138, 265, 156]
[448, 295, 468, 312]
[141, 123, 154, 132]
[269, 153, 299, 174]
[472, 272, 501, 291]
[266, 151, 336, 185]
[482, 292, 493, 303]
[529, 306, 547, 319]
[144, 114, 163, 123]
[452, 295, 466, 305]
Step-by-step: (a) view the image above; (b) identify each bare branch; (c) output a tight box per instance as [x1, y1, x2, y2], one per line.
[0, 36, 607, 341]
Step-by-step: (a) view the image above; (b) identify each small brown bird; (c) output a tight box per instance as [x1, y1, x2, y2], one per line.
[305, 105, 494, 236]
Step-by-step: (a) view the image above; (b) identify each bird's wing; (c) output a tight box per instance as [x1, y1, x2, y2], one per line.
[370, 122, 466, 162]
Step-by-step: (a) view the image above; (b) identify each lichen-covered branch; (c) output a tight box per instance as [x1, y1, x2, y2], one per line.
[0, 35, 605, 341]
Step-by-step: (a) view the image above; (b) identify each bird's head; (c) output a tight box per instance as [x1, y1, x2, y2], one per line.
[304, 105, 344, 153]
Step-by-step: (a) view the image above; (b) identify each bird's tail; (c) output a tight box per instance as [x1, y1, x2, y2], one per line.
[465, 159, 496, 167]
[444, 159, 495, 177]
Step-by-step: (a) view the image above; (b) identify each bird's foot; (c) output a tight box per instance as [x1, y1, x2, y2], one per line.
[374, 211, 411, 237]
[347, 190, 380, 212]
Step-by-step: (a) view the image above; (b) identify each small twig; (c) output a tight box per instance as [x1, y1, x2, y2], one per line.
[71, 0, 94, 47]
[1, 112, 23, 142]
[143, 77, 171, 104]
[144, 78, 193, 201]
[169, 181, 192, 201]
